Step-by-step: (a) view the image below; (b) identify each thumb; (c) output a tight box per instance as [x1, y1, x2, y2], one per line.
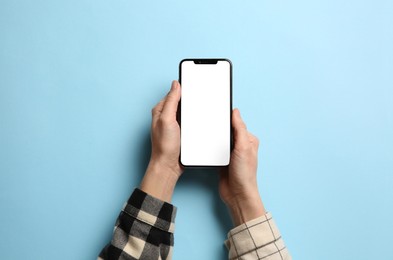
[161, 80, 181, 119]
[232, 108, 249, 150]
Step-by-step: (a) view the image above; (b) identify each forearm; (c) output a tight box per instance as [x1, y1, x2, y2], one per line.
[139, 160, 180, 203]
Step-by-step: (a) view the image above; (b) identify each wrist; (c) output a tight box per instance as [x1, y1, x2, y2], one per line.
[227, 192, 266, 226]
[149, 155, 183, 178]
[139, 160, 181, 203]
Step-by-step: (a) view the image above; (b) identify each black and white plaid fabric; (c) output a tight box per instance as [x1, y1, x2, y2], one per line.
[98, 189, 176, 260]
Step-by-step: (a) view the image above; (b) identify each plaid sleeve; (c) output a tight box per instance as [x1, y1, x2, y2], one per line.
[225, 212, 292, 260]
[98, 188, 177, 260]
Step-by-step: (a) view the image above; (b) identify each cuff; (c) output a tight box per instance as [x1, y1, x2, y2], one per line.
[225, 212, 290, 260]
[122, 188, 177, 233]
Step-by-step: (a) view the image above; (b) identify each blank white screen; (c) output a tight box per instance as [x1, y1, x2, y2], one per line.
[180, 60, 231, 166]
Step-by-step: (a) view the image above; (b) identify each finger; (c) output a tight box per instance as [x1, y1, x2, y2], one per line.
[248, 132, 259, 144]
[152, 98, 166, 118]
[232, 108, 250, 150]
[248, 132, 260, 151]
[161, 80, 181, 120]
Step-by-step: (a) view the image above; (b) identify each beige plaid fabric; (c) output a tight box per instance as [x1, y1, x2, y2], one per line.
[225, 212, 291, 260]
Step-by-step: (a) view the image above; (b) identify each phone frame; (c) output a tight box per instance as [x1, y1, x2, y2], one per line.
[178, 58, 233, 168]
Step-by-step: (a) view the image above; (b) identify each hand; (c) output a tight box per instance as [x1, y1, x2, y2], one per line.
[140, 81, 183, 202]
[219, 108, 266, 226]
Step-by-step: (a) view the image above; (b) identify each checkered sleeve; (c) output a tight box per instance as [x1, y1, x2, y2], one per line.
[225, 212, 292, 260]
[98, 188, 177, 260]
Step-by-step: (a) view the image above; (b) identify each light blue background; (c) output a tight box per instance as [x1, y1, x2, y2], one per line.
[1, 1, 392, 259]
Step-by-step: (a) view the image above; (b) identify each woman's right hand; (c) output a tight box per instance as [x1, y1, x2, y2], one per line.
[219, 108, 266, 226]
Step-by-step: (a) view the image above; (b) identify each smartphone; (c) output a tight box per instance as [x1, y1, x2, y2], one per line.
[179, 58, 232, 167]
